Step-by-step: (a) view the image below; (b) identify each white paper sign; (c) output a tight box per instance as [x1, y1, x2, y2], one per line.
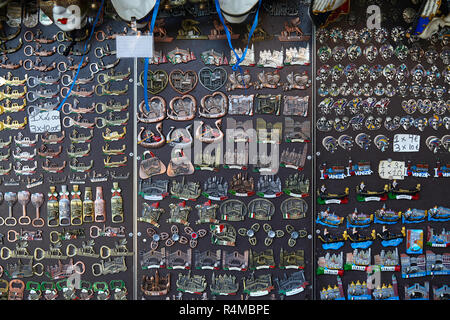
[393, 134, 420, 152]
[378, 160, 405, 180]
[116, 35, 154, 58]
[28, 110, 61, 133]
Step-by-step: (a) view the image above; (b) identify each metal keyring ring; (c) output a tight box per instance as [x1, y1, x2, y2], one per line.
[95, 30, 106, 42]
[66, 243, 77, 258]
[23, 30, 34, 42]
[33, 263, 44, 276]
[0, 247, 11, 259]
[57, 44, 66, 55]
[49, 231, 60, 244]
[91, 263, 102, 277]
[90, 226, 100, 238]
[18, 215, 31, 226]
[23, 45, 34, 57]
[26, 91, 38, 102]
[7, 230, 18, 242]
[99, 246, 110, 259]
[94, 47, 104, 59]
[60, 74, 72, 87]
[0, 217, 4, 226]
[74, 261, 86, 275]
[95, 103, 106, 114]
[96, 73, 108, 85]
[89, 63, 99, 74]
[23, 59, 33, 71]
[26, 76, 40, 88]
[4, 216, 17, 227]
[95, 117, 106, 129]
[55, 31, 66, 42]
[94, 84, 105, 96]
[33, 247, 45, 261]
[61, 102, 73, 115]
[62, 116, 75, 128]
[60, 86, 70, 99]
[57, 61, 67, 73]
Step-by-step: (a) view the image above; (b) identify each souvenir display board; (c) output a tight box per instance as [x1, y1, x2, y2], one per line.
[136, 1, 314, 300]
[313, 0, 449, 301]
[0, 6, 134, 300]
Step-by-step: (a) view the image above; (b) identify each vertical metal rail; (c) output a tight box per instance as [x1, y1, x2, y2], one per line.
[133, 57, 138, 300]
[311, 22, 317, 300]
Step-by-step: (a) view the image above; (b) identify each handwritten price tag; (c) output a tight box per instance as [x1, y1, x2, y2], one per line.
[378, 160, 405, 180]
[393, 134, 420, 152]
[29, 110, 61, 133]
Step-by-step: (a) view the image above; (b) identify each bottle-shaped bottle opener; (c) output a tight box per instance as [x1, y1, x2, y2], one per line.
[94, 186, 106, 223]
[59, 185, 70, 226]
[70, 185, 83, 225]
[31, 193, 45, 227]
[47, 186, 59, 227]
[17, 191, 31, 225]
[111, 182, 123, 223]
[83, 187, 94, 223]
[5, 192, 18, 226]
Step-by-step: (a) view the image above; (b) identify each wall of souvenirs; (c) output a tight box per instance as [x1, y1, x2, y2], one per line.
[0, 0, 447, 301]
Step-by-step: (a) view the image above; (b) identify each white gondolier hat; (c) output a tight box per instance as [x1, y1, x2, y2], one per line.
[111, 0, 157, 21]
[218, 0, 259, 24]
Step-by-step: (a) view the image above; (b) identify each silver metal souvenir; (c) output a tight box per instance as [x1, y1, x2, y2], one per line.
[322, 136, 338, 153]
[283, 71, 311, 91]
[350, 114, 364, 131]
[316, 117, 334, 132]
[284, 46, 310, 66]
[400, 115, 415, 131]
[226, 70, 252, 91]
[257, 49, 283, 68]
[227, 95, 254, 115]
[337, 134, 353, 151]
[374, 135, 389, 152]
[254, 70, 282, 89]
[355, 133, 371, 150]
[425, 47, 438, 64]
[198, 67, 227, 91]
[384, 116, 401, 131]
[332, 46, 346, 61]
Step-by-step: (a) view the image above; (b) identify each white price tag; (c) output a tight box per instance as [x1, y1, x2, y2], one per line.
[116, 34, 154, 58]
[28, 110, 61, 133]
[393, 134, 420, 152]
[378, 160, 405, 180]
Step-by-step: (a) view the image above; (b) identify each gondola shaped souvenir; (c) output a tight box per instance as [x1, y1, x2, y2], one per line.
[316, 208, 344, 228]
[374, 204, 401, 224]
[317, 185, 349, 205]
[343, 228, 376, 249]
[374, 248, 400, 272]
[402, 208, 427, 224]
[388, 180, 421, 200]
[356, 181, 388, 202]
[317, 229, 345, 250]
[428, 206, 450, 222]
[377, 226, 406, 247]
[347, 208, 373, 228]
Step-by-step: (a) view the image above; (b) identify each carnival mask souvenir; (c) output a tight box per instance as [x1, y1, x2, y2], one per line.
[380, 44, 394, 60]
[217, 0, 259, 24]
[363, 45, 377, 62]
[38, 0, 89, 32]
[110, 0, 156, 21]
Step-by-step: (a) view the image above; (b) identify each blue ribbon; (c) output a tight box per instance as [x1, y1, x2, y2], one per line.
[143, 0, 161, 112]
[57, 0, 104, 111]
[214, 0, 262, 72]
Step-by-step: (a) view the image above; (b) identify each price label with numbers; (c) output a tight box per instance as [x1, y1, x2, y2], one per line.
[393, 134, 420, 152]
[378, 160, 405, 180]
[28, 110, 61, 133]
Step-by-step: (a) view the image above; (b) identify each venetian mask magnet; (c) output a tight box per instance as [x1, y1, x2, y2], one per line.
[110, 0, 156, 21]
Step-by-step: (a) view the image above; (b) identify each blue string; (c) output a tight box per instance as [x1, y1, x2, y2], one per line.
[57, 0, 105, 111]
[144, 0, 161, 112]
[214, 0, 262, 74]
